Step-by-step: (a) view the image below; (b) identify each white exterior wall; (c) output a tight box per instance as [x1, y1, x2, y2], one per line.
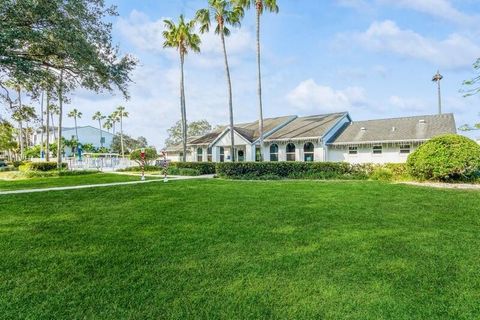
[327, 144, 419, 164]
[263, 141, 324, 162]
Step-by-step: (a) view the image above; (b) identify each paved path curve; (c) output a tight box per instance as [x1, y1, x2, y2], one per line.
[0, 175, 214, 195]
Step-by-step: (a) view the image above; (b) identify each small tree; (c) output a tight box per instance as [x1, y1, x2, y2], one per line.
[92, 111, 106, 148]
[130, 148, 158, 166]
[67, 108, 82, 141]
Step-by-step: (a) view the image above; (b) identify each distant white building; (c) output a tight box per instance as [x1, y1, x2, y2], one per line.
[165, 112, 457, 164]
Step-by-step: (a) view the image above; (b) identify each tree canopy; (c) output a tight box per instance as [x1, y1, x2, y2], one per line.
[111, 134, 149, 154]
[165, 120, 212, 147]
[0, 0, 137, 101]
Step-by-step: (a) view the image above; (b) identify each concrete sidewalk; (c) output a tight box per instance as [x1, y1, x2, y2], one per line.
[0, 175, 214, 195]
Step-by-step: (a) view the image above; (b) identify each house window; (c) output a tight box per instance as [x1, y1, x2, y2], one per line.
[348, 146, 358, 155]
[197, 148, 203, 162]
[207, 147, 212, 162]
[270, 144, 279, 162]
[372, 145, 382, 154]
[255, 146, 261, 162]
[304, 142, 314, 162]
[219, 147, 225, 162]
[286, 143, 296, 161]
[400, 145, 411, 154]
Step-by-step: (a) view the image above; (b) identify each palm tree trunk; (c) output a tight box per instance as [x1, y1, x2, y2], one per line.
[17, 88, 24, 159]
[51, 111, 56, 140]
[180, 52, 187, 162]
[40, 91, 44, 159]
[46, 91, 50, 161]
[56, 70, 64, 169]
[220, 29, 235, 162]
[120, 115, 124, 157]
[75, 117, 79, 141]
[98, 119, 103, 148]
[256, 7, 264, 161]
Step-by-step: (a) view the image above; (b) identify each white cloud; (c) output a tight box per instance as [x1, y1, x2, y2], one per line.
[344, 20, 480, 68]
[116, 10, 254, 69]
[286, 79, 368, 112]
[378, 0, 478, 25]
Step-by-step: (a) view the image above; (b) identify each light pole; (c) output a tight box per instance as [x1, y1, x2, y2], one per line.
[432, 70, 443, 115]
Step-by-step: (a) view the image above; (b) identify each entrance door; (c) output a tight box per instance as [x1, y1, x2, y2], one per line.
[238, 150, 245, 162]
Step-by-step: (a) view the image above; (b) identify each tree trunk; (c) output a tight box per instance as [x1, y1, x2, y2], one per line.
[46, 91, 50, 161]
[220, 29, 235, 162]
[256, 8, 264, 161]
[56, 70, 64, 170]
[75, 117, 79, 141]
[180, 52, 187, 162]
[120, 115, 124, 157]
[40, 91, 44, 159]
[51, 110, 56, 140]
[17, 88, 24, 159]
[98, 119, 103, 148]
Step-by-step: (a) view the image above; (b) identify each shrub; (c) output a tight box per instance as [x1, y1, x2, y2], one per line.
[19, 162, 67, 172]
[215, 162, 365, 180]
[370, 167, 394, 181]
[178, 168, 201, 176]
[407, 134, 480, 181]
[12, 160, 25, 168]
[0, 166, 16, 172]
[22, 169, 99, 178]
[117, 165, 159, 172]
[130, 148, 158, 165]
[171, 162, 216, 175]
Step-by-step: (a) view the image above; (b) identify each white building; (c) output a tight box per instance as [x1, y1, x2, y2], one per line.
[165, 112, 457, 164]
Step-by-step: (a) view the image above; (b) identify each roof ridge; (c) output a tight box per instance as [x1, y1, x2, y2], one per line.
[351, 113, 454, 123]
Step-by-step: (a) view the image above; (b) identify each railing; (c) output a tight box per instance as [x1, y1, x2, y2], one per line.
[67, 157, 137, 171]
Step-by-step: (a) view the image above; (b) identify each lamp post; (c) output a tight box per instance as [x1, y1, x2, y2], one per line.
[432, 70, 443, 115]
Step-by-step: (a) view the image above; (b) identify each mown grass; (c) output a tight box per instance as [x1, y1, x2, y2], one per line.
[0, 172, 145, 191]
[1, 180, 480, 319]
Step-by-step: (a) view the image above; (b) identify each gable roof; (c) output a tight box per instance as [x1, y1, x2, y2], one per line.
[191, 115, 296, 146]
[328, 113, 457, 145]
[265, 112, 348, 141]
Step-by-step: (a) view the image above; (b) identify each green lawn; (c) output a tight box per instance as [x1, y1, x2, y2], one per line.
[0, 173, 148, 191]
[1, 180, 480, 319]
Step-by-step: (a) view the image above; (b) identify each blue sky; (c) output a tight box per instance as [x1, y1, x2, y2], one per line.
[65, 0, 480, 146]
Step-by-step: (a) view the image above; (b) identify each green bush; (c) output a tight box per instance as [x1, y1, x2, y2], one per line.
[178, 168, 201, 176]
[171, 162, 216, 175]
[407, 134, 480, 181]
[370, 167, 394, 181]
[117, 165, 159, 172]
[19, 162, 67, 172]
[216, 162, 364, 180]
[130, 148, 158, 165]
[12, 160, 26, 168]
[0, 166, 16, 172]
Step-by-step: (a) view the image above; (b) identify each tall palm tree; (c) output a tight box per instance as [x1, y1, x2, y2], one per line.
[108, 112, 120, 135]
[163, 15, 201, 162]
[103, 118, 113, 133]
[92, 111, 106, 148]
[56, 70, 64, 169]
[196, 0, 244, 162]
[67, 108, 82, 141]
[48, 104, 60, 140]
[237, 0, 278, 161]
[115, 106, 129, 157]
[45, 91, 51, 161]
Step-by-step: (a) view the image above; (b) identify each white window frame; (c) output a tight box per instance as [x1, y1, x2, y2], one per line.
[372, 145, 382, 155]
[286, 143, 296, 161]
[270, 144, 279, 162]
[399, 144, 411, 154]
[348, 146, 358, 155]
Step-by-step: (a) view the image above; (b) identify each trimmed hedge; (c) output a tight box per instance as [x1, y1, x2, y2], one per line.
[117, 165, 159, 172]
[216, 162, 367, 180]
[19, 162, 67, 172]
[407, 134, 480, 181]
[170, 162, 216, 175]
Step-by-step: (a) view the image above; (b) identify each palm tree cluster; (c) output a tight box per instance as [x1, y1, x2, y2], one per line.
[163, 0, 279, 162]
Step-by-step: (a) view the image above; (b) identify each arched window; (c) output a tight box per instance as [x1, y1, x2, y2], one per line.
[197, 148, 203, 162]
[286, 143, 296, 161]
[304, 142, 314, 162]
[219, 147, 225, 162]
[207, 147, 212, 162]
[270, 144, 279, 161]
